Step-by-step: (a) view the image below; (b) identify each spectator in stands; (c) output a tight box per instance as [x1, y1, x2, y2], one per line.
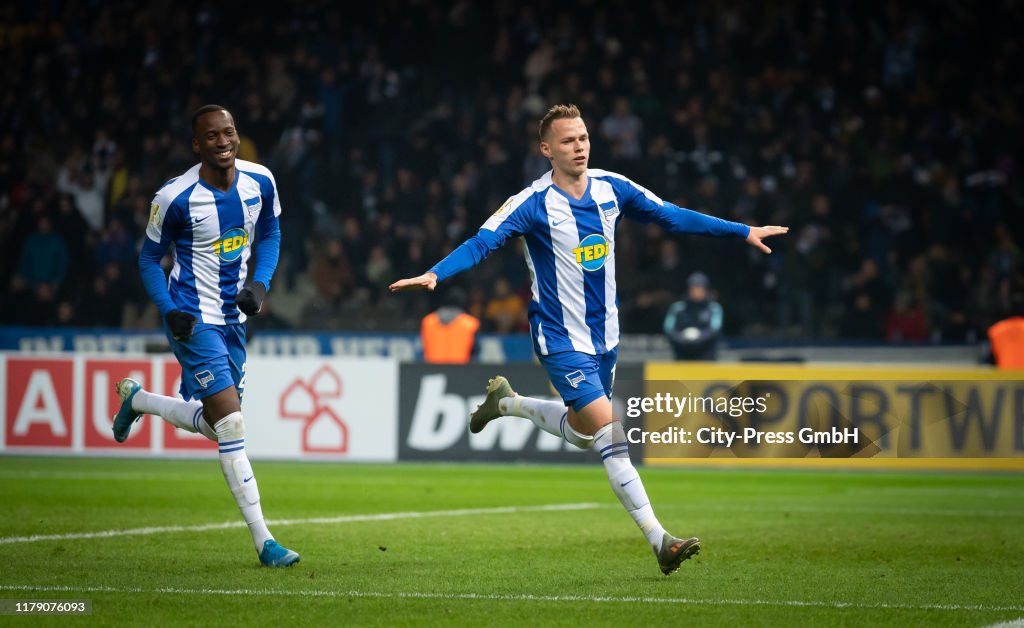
[365, 244, 396, 296]
[0, 1, 1019, 342]
[841, 258, 889, 339]
[885, 291, 929, 344]
[8, 216, 69, 325]
[53, 194, 93, 285]
[94, 218, 135, 270]
[663, 272, 722, 361]
[628, 238, 682, 333]
[484, 277, 526, 333]
[310, 238, 355, 307]
[56, 154, 110, 232]
[79, 262, 128, 327]
[601, 96, 643, 162]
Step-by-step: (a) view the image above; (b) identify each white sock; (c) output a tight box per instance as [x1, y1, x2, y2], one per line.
[498, 395, 593, 449]
[594, 421, 667, 552]
[214, 411, 273, 554]
[132, 389, 216, 441]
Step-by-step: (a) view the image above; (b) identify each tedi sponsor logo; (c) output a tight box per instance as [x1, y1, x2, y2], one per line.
[572, 233, 610, 271]
[213, 228, 249, 261]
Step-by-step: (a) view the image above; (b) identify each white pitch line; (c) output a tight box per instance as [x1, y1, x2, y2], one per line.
[0, 584, 1022, 613]
[706, 505, 1024, 519]
[0, 503, 602, 546]
[985, 619, 1024, 628]
[0, 470, 207, 482]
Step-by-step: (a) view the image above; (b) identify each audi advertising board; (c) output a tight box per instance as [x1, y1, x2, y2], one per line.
[0, 355, 398, 461]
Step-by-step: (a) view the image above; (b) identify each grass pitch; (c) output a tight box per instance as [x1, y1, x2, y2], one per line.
[1, 456, 1022, 626]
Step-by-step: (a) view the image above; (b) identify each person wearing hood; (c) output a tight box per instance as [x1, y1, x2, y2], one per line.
[421, 286, 480, 363]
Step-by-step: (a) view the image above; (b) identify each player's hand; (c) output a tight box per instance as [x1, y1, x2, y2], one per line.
[236, 281, 266, 316]
[389, 272, 438, 292]
[166, 310, 198, 341]
[746, 225, 789, 254]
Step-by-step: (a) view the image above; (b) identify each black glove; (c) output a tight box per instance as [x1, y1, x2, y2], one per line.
[236, 281, 266, 316]
[166, 310, 197, 341]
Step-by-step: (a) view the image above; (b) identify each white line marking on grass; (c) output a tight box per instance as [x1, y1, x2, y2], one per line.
[0, 470, 580, 486]
[0, 584, 1021, 613]
[0, 470, 199, 482]
[711, 505, 1024, 519]
[0, 503, 602, 545]
[984, 620, 1024, 628]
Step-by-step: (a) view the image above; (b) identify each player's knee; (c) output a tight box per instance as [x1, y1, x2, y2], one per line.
[212, 410, 245, 441]
[561, 413, 595, 450]
[593, 420, 630, 447]
[610, 420, 629, 445]
[596, 423, 635, 462]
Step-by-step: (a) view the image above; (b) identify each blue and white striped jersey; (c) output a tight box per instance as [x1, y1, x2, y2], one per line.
[140, 159, 282, 325]
[429, 169, 748, 356]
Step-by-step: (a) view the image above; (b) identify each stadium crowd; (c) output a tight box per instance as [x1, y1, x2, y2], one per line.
[0, 0, 1020, 343]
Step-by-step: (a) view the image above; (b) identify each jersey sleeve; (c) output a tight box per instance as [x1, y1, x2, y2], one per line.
[145, 191, 182, 244]
[251, 170, 282, 289]
[139, 192, 184, 317]
[609, 175, 750, 238]
[428, 190, 535, 282]
[261, 168, 283, 218]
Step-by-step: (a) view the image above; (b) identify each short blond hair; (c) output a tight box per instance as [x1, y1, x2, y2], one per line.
[538, 104, 581, 140]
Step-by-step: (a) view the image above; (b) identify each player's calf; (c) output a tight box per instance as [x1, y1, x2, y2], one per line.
[594, 420, 700, 573]
[472, 376, 594, 449]
[112, 378, 216, 442]
[213, 410, 299, 565]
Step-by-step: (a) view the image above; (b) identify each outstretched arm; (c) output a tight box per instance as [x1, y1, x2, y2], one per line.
[610, 174, 788, 253]
[658, 206, 788, 254]
[391, 190, 535, 292]
[644, 200, 789, 254]
[389, 230, 502, 292]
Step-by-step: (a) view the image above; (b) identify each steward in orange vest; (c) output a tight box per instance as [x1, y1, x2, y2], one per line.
[422, 306, 480, 364]
[988, 316, 1024, 369]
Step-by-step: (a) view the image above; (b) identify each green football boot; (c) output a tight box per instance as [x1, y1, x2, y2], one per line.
[469, 376, 516, 434]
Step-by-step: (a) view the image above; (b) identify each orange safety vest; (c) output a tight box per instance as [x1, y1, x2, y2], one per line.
[421, 311, 480, 364]
[989, 317, 1024, 369]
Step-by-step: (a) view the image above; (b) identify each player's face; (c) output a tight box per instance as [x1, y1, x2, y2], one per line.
[193, 111, 238, 170]
[541, 117, 589, 177]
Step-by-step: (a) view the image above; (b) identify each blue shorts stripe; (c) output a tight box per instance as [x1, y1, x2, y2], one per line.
[218, 445, 245, 453]
[219, 438, 244, 447]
